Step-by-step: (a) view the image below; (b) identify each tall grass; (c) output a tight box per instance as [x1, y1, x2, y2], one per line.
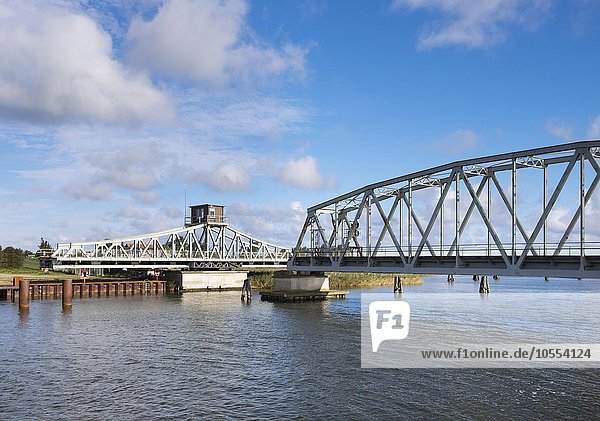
[247, 269, 422, 290]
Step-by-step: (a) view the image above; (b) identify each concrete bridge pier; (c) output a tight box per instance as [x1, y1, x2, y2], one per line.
[163, 271, 247, 292]
[272, 271, 330, 292]
[260, 271, 347, 302]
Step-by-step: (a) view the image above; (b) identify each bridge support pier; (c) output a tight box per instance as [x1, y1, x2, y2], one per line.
[479, 276, 490, 294]
[271, 271, 330, 292]
[394, 276, 403, 293]
[163, 271, 247, 292]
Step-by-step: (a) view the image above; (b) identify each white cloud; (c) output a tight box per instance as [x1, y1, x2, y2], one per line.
[185, 92, 310, 140]
[278, 156, 336, 190]
[126, 0, 306, 86]
[588, 114, 600, 139]
[117, 205, 150, 220]
[204, 162, 251, 192]
[133, 191, 162, 205]
[0, 2, 172, 125]
[545, 119, 573, 141]
[429, 129, 479, 155]
[227, 201, 306, 246]
[161, 205, 183, 219]
[63, 182, 113, 201]
[391, 0, 552, 49]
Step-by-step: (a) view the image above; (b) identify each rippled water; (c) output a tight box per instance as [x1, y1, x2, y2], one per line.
[1, 276, 600, 418]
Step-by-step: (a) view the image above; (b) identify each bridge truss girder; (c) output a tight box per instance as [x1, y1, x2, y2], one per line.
[53, 223, 291, 270]
[289, 140, 600, 278]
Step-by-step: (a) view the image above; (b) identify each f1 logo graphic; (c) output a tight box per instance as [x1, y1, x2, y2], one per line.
[369, 301, 411, 352]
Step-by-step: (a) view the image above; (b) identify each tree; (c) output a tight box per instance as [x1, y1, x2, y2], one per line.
[0, 246, 25, 268]
[39, 237, 52, 250]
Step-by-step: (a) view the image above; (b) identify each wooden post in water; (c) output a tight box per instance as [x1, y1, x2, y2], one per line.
[394, 276, 403, 293]
[479, 275, 490, 294]
[18, 278, 29, 309]
[62, 279, 72, 308]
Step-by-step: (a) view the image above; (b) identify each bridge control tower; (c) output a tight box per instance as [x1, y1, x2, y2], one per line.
[187, 204, 228, 226]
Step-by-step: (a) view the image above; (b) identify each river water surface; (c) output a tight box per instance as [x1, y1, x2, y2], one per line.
[1, 276, 599, 419]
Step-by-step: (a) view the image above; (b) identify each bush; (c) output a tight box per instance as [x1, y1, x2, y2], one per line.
[0, 246, 26, 268]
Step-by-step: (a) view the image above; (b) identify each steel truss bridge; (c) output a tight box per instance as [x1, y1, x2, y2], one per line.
[289, 140, 600, 278]
[52, 222, 291, 270]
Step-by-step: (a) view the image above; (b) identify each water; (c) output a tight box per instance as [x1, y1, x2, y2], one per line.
[1, 276, 600, 418]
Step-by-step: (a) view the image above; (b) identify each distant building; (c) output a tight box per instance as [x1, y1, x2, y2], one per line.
[187, 204, 227, 225]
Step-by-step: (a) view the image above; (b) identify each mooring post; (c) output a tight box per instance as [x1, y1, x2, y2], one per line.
[394, 276, 403, 293]
[18, 278, 29, 309]
[62, 279, 72, 308]
[479, 275, 490, 294]
[241, 278, 252, 301]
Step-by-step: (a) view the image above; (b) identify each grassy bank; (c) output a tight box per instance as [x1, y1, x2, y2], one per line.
[327, 272, 422, 289]
[248, 269, 422, 290]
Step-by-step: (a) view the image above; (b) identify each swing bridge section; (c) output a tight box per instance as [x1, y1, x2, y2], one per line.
[52, 221, 292, 270]
[289, 140, 600, 279]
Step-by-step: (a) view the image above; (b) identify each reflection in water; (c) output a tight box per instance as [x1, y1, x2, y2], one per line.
[0, 277, 599, 418]
[17, 307, 28, 325]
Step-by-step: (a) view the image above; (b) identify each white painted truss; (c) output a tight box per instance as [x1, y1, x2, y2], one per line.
[289, 140, 600, 278]
[53, 223, 291, 270]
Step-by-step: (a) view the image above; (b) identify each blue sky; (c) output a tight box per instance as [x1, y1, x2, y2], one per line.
[1, 0, 599, 251]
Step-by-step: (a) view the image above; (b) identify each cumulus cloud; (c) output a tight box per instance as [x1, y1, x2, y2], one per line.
[545, 119, 573, 141]
[227, 201, 306, 246]
[133, 191, 162, 204]
[207, 162, 250, 192]
[278, 156, 336, 190]
[117, 205, 150, 220]
[161, 205, 183, 219]
[126, 0, 306, 86]
[0, 2, 172, 125]
[63, 182, 113, 201]
[391, 0, 552, 49]
[429, 129, 479, 155]
[588, 114, 600, 139]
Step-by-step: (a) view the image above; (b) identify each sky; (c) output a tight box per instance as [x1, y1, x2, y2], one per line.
[0, 0, 599, 251]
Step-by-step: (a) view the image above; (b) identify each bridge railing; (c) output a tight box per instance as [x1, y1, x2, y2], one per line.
[293, 241, 600, 258]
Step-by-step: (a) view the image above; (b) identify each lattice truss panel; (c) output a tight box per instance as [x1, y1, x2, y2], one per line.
[290, 141, 600, 277]
[53, 223, 291, 269]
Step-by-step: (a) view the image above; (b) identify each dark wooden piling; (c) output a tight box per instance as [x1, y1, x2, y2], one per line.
[479, 275, 490, 294]
[19, 279, 29, 309]
[62, 279, 72, 307]
[394, 276, 403, 293]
